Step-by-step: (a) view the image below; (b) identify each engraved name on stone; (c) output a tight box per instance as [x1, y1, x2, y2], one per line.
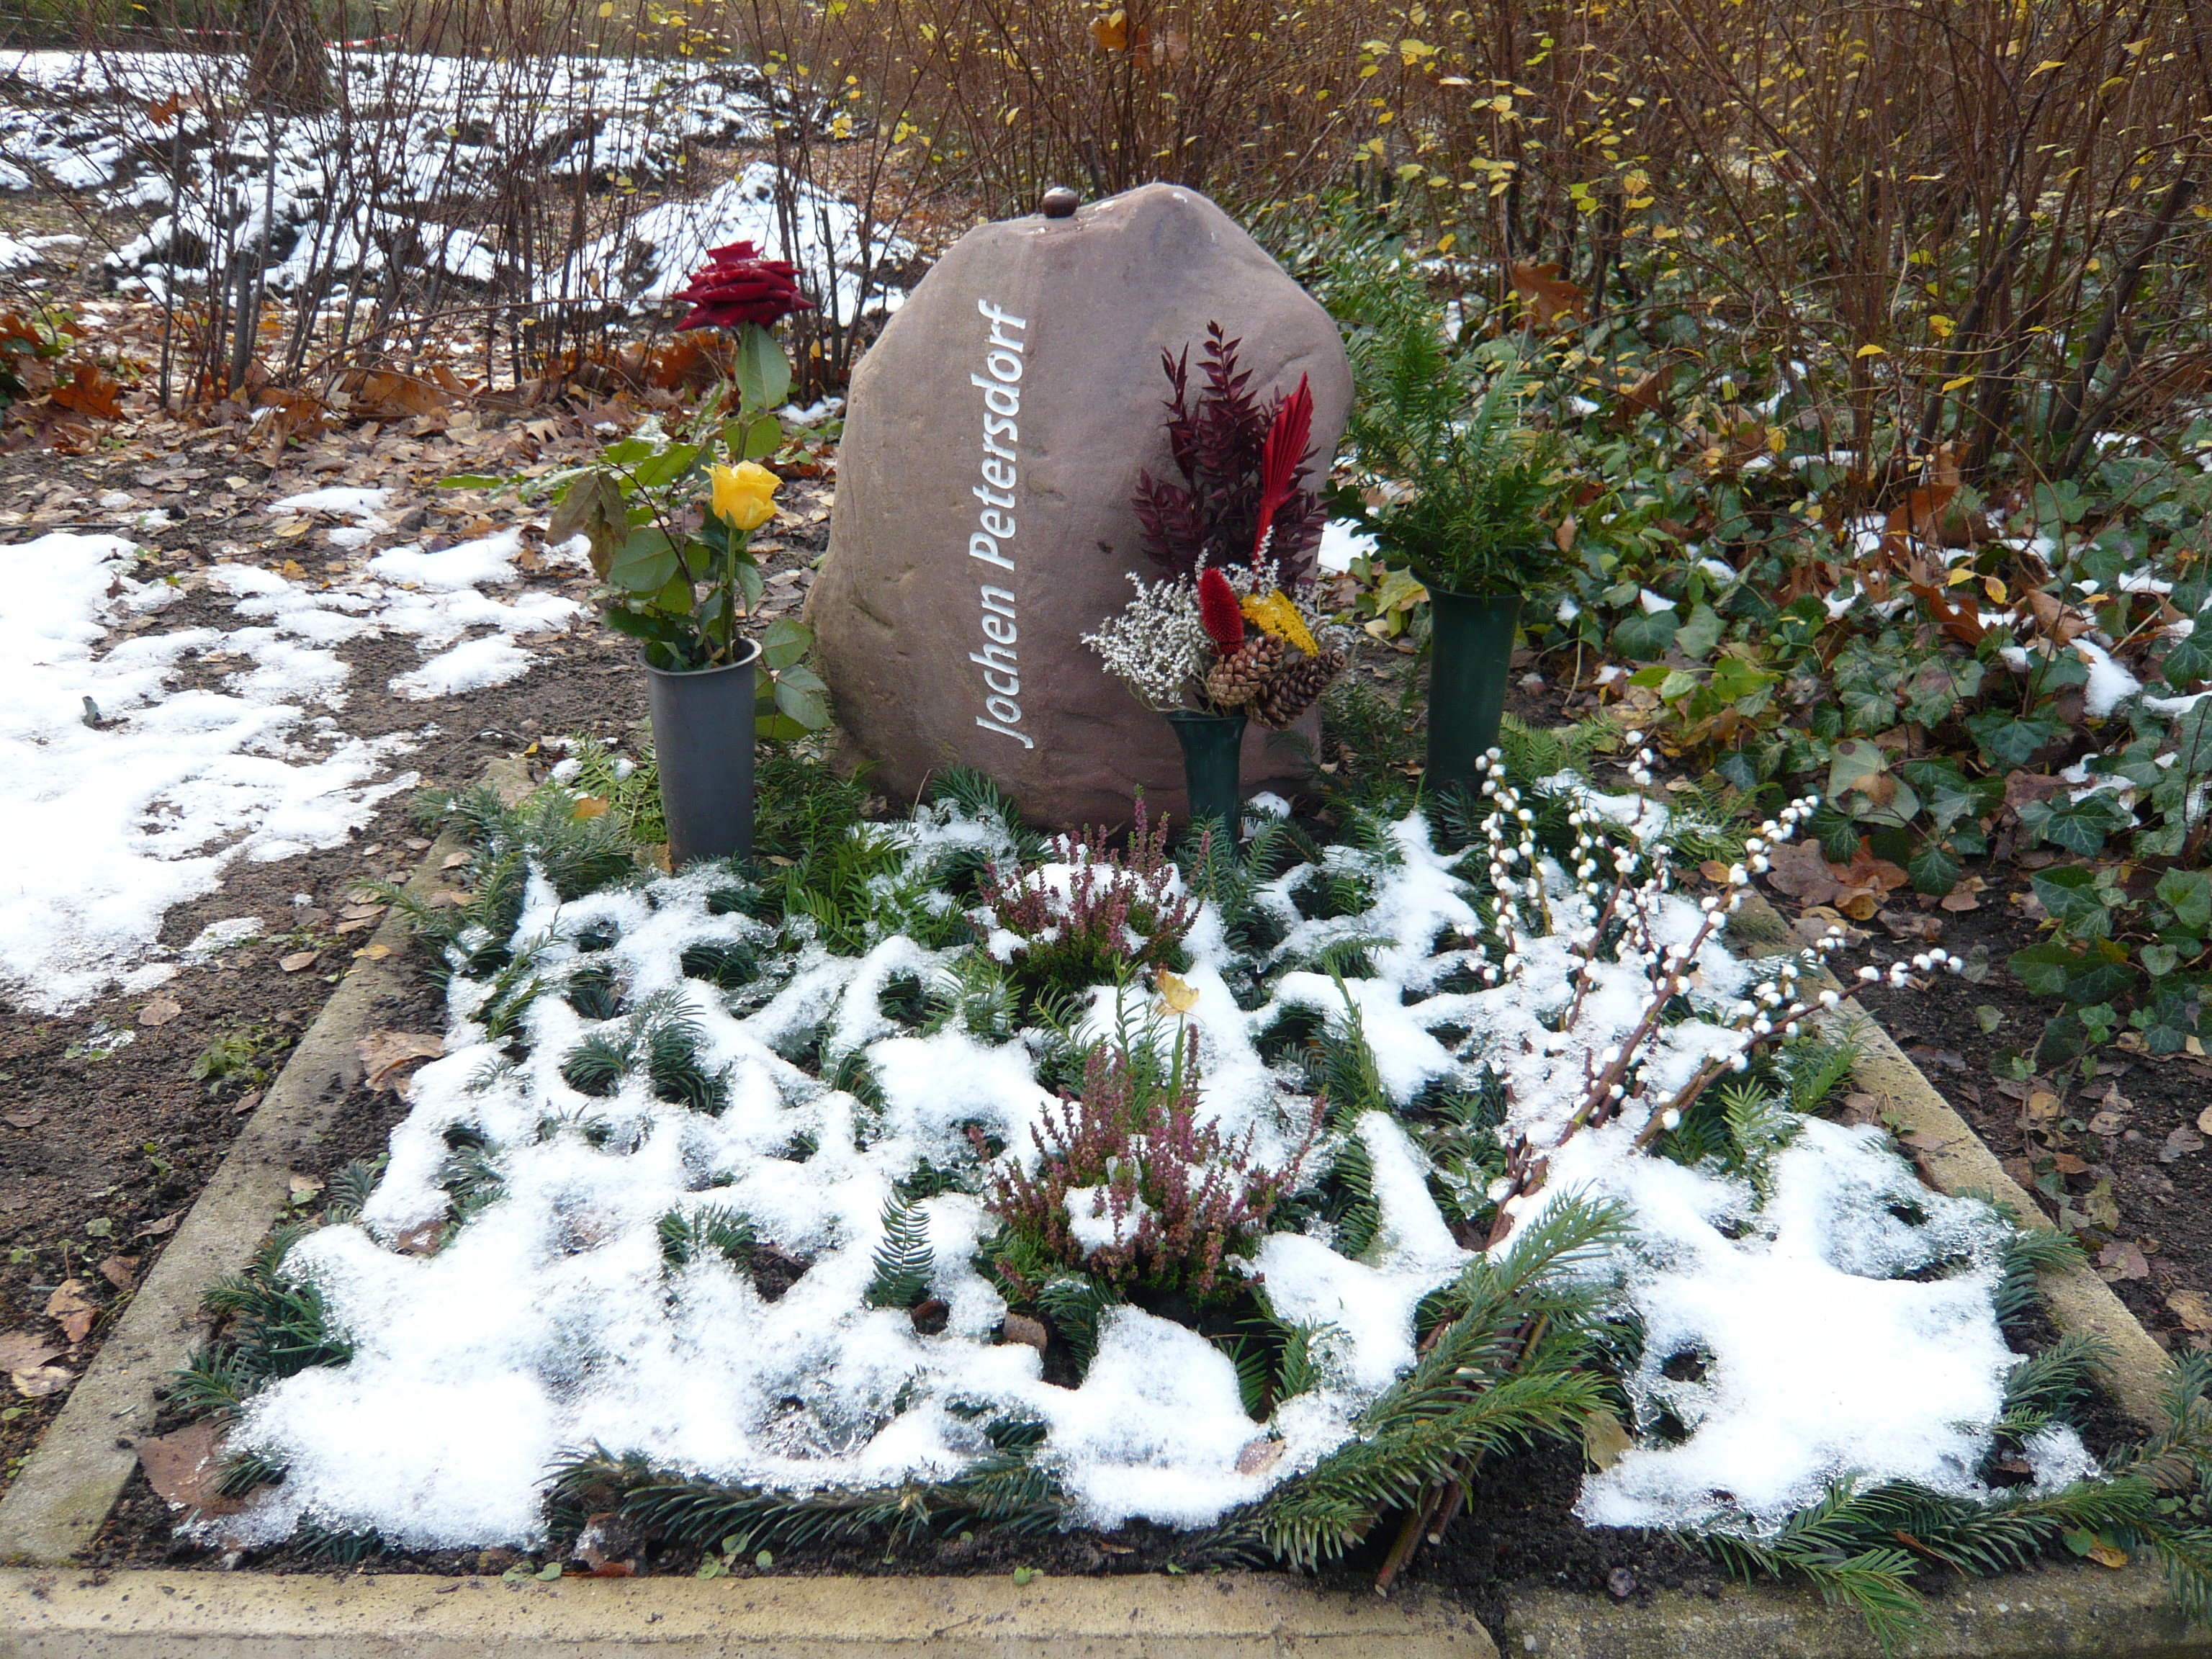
[968, 298, 1031, 749]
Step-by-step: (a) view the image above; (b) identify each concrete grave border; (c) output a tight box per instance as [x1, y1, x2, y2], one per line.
[0, 829, 2200, 1654]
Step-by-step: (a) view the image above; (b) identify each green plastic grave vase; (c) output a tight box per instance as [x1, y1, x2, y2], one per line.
[645, 637, 762, 868]
[1166, 709, 1246, 845]
[1425, 584, 1523, 797]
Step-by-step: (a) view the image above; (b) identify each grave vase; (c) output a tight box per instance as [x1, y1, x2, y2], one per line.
[645, 637, 760, 867]
[1425, 585, 1521, 797]
[1166, 709, 1246, 845]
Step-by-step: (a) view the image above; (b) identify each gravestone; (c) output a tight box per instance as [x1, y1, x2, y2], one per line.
[810, 181, 1353, 829]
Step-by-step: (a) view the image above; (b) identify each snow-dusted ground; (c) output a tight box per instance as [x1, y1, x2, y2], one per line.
[0, 520, 584, 1015]
[0, 50, 912, 320]
[208, 789, 2082, 1550]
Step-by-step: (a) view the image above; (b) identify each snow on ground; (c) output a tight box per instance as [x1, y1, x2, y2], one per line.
[0, 523, 581, 1014]
[210, 792, 2073, 1551]
[0, 50, 909, 319]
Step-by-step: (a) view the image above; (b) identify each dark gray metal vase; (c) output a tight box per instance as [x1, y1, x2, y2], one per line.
[1425, 585, 1522, 798]
[645, 638, 760, 867]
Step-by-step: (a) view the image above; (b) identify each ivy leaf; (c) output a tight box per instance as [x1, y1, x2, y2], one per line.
[1964, 709, 2064, 770]
[1675, 602, 1723, 660]
[2160, 634, 2212, 690]
[2010, 940, 2137, 1005]
[1906, 840, 1961, 895]
[2157, 868, 2212, 934]
[1610, 610, 1679, 660]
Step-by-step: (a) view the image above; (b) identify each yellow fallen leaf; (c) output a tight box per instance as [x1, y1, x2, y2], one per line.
[1855, 343, 1886, 358]
[279, 559, 306, 579]
[1583, 1411, 1632, 1472]
[1942, 374, 1976, 392]
[572, 796, 611, 820]
[1983, 576, 2008, 603]
[353, 943, 392, 961]
[278, 950, 320, 973]
[2087, 1539, 2128, 1569]
[1154, 970, 1198, 1014]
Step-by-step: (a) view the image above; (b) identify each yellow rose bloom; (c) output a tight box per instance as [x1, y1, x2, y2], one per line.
[711, 461, 779, 533]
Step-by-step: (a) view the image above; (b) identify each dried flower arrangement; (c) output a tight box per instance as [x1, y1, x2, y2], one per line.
[1084, 326, 1348, 726]
[976, 798, 1199, 992]
[979, 1009, 1323, 1306]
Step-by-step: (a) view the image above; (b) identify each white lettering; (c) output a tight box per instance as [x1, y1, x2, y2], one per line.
[970, 302, 1030, 749]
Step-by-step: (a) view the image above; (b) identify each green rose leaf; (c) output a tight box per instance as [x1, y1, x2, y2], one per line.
[608, 528, 680, 595]
[734, 323, 793, 415]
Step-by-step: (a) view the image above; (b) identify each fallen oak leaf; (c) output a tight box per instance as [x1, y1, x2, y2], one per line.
[357, 1030, 444, 1093]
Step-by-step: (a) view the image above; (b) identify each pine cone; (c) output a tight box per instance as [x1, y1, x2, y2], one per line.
[1251, 647, 1346, 729]
[1203, 634, 1285, 709]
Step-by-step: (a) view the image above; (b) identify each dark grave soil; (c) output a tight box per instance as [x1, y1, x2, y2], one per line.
[1848, 878, 2212, 1356]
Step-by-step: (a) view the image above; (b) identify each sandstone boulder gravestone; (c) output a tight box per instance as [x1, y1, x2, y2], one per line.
[811, 181, 1354, 829]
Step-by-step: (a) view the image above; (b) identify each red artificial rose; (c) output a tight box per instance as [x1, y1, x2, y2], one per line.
[1196, 566, 1246, 653]
[671, 239, 816, 331]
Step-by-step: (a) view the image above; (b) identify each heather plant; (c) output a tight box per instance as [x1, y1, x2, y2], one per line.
[976, 799, 1200, 992]
[979, 1010, 1321, 1306]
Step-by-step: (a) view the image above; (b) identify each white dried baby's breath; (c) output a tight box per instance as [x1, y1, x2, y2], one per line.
[1083, 572, 1208, 711]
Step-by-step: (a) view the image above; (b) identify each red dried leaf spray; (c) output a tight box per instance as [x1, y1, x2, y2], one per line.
[1251, 373, 1314, 562]
[1196, 567, 1246, 653]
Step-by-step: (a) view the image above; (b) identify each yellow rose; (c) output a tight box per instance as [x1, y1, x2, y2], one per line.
[710, 461, 779, 533]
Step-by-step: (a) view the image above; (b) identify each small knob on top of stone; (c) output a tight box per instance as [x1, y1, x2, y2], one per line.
[1040, 186, 1079, 220]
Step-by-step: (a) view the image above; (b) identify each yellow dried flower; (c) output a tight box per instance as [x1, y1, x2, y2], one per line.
[1241, 589, 1318, 657]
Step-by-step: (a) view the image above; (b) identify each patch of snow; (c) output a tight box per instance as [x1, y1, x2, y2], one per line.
[1316, 518, 1380, 574]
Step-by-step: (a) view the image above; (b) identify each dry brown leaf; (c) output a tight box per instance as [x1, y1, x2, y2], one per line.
[3, 1107, 47, 1129]
[2195, 1103, 2212, 1136]
[11, 1364, 72, 1398]
[1510, 261, 1591, 328]
[278, 950, 320, 973]
[288, 1172, 324, 1202]
[1762, 841, 1841, 905]
[0, 1331, 62, 1372]
[135, 1211, 181, 1240]
[45, 1279, 97, 1344]
[358, 1030, 444, 1093]
[134, 1421, 246, 1516]
[137, 994, 183, 1028]
[1234, 1437, 1287, 1477]
[441, 850, 473, 869]
[2020, 588, 2092, 645]
[97, 1255, 138, 1291]
[339, 902, 387, 921]
[2170, 1290, 2212, 1334]
[50, 361, 124, 421]
[1583, 1410, 1632, 1472]
[1838, 891, 1883, 922]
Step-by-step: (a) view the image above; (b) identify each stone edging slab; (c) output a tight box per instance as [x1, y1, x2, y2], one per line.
[0, 762, 527, 1567]
[0, 1569, 1495, 1657]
